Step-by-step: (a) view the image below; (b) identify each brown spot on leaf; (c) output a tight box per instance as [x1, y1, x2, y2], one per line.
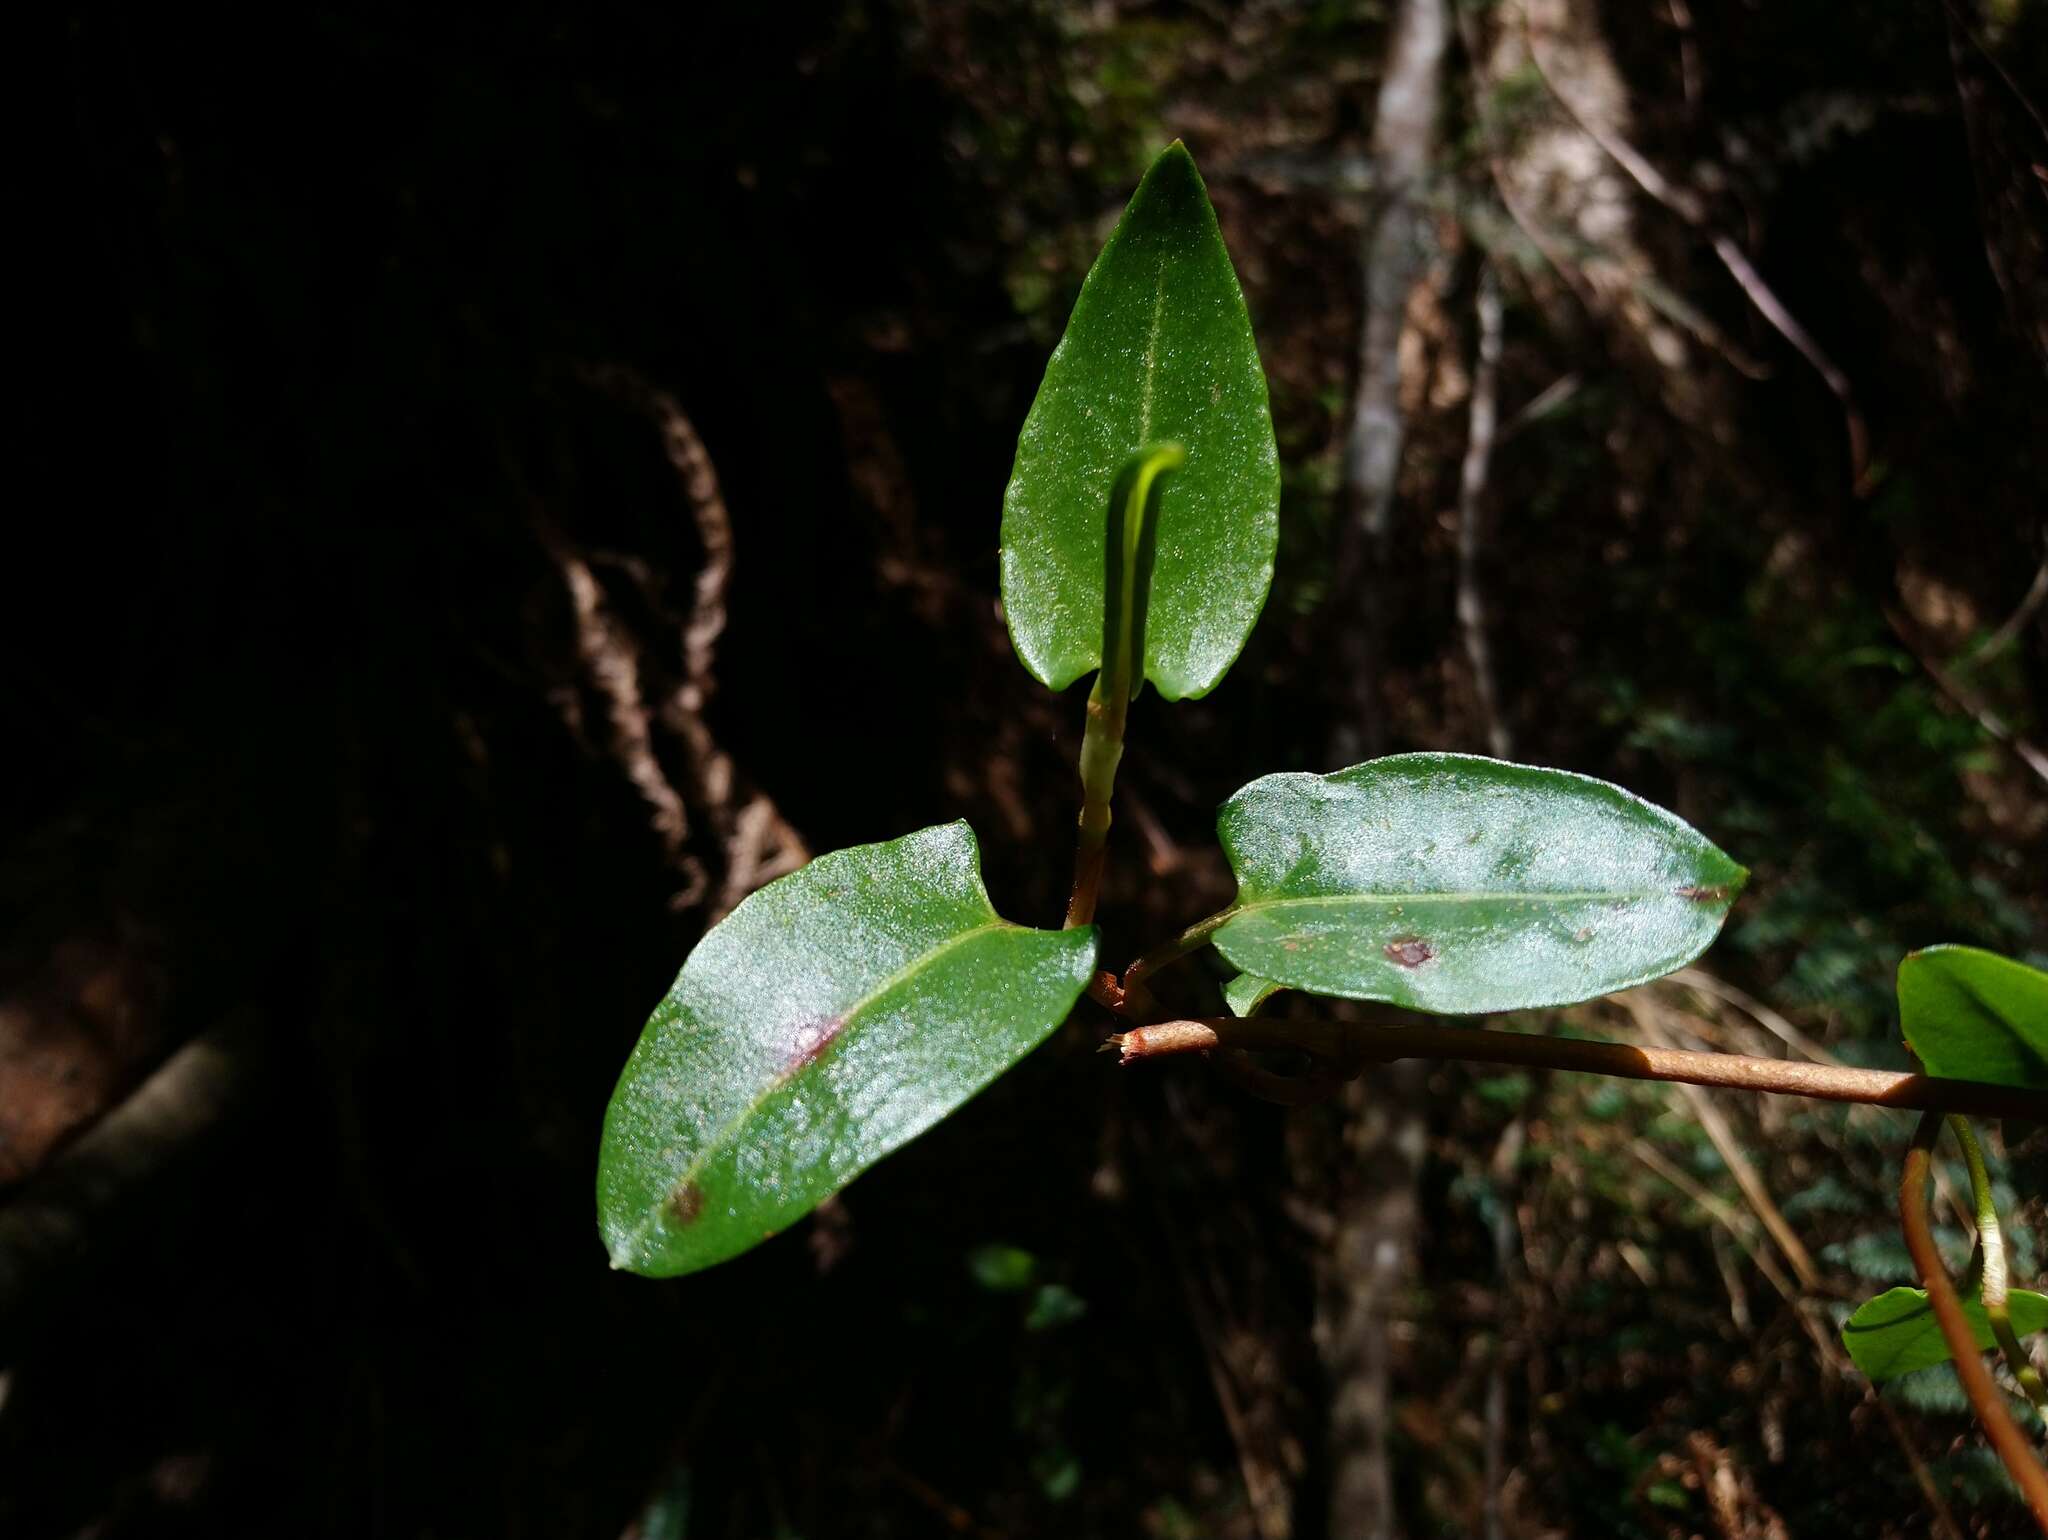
[1677, 885, 1730, 902]
[786, 1016, 846, 1072]
[668, 1180, 706, 1227]
[1384, 937, 1435, 968]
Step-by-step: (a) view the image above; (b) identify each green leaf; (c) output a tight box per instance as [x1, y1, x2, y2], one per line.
[1898, 945, 2048, 1091]
[598, 823, 1097, 1277]
[1211, 754, 1747, 1015]
[968, 1243, 1039, 1293]
[1000, 141, 1279, 702]
[1025, 1282, 1089, 1331]
[1222, 972, 1287, 1017]
[1842, 1285, 2048, 1382]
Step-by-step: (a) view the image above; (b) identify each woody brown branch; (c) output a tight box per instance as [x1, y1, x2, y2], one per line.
[1108, 1017, 2042, 1119]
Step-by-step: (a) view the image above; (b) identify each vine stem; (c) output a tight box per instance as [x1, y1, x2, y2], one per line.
[1106, 1016, 2043, 1119]
[1900, 1112, 2048, 1528]
[1949, 1114, 2048, 1416]
[1064, 677, 1127, 929]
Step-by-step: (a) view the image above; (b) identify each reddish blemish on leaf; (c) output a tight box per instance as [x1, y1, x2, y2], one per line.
[786, 1016, 846, 1073]
[668, 1180, 707, 1227]
[1677, 884, 1730, 902]
[1384, 937, 1435, 968]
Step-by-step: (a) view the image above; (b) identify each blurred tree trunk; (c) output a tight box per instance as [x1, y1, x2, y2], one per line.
[1332, 0, 1448, 767]
[1317, 0, 1448, 1532]
[1311, 1065, 1429, 1540]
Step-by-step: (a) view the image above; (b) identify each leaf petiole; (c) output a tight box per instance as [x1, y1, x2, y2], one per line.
[1118, 905, 1236, 1015]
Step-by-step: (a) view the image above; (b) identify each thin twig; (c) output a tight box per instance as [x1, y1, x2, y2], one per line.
[1670, 969, 1837, 1065]
[1521, 15, 1871, 489]
[1628, 1137, 1800, 1305]
[1968, 557, 2048, 667]
[1868, 1389, 1970, 1540]
[1898, 1113, 2048, 1527]
[1666, 971, 1977, 1229]
[1942, 0, 2048, 139]
[1108, 1016, 2042, 1119]
[1456, 261, 1512, 760]
[1885, 603, 2048, 789]
[567, 367, 811, 916]
[1624, 999, 1823, 1291]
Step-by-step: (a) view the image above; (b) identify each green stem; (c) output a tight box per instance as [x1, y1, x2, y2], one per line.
[1119, 907, 1236, 1014]
[1063, 443, 1184, 931]
[1065, 677, 1128, 929]
[1949, 1114, 2048, 1417]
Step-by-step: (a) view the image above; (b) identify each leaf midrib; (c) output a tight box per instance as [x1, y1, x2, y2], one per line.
[619, 916, 1014, 1260]
[1136, 260, 1166, 443]
[1235, 888, 1695, 912]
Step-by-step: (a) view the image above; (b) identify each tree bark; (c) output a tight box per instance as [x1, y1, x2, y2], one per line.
[1332, 0, 1449, 766]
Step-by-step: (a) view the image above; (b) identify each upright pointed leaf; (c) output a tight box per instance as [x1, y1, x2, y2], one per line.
[599, 823, 1097, 1278]
[1211, 755, 1747, 1015]
[1898, 945, 2048, 1091]
[1001, 141, 1279, 701]
[1843, 1284, 2048, 1381]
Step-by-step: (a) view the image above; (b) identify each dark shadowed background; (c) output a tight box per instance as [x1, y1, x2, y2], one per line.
[9, 2, 2046, 1536]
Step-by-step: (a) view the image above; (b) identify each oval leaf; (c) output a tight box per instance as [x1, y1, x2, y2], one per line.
[598, 822, 1097, 1277]
[1212, 755, 1747, 1015]
[1842, 1284, 2048, 1382]
[1000, 141, 1279, 702]
[1898, 945, 2048, 1091]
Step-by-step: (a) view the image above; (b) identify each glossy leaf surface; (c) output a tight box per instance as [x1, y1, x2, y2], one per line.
[1842, 1284, 2048, 1381]
[1000, 141, 1279, 701]
[599, 823, 1097, 1277]
[1897, 945, 2048, 1091]
[1213, 755, 1746, 1015]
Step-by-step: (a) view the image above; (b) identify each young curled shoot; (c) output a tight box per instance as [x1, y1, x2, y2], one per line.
[1067, 443, 1183, 930]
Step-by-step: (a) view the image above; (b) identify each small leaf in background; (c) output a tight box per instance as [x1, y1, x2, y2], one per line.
[598, 823, 1098, 1278]
[1222, 972, 1286, 1017]
[968, 1243, 1039, 1293]
[1897, 944, 2048, 1091]
[1000, 141, 1279, 702]
[1031, 1449, 1084, 1503]
[1841, 1284, 2048, 1381]
[1025, 1282, 1089, 1331]
[1212, 754, 1747, 1015]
